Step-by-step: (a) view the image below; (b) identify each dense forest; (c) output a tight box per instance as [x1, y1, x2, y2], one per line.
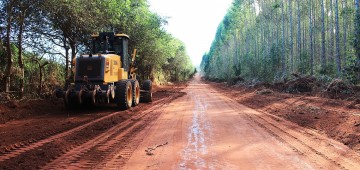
[0, 0, 195, 99]
[201, 0, 360, 85]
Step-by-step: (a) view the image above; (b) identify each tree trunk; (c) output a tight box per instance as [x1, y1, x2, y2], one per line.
[18, 7, 27, 98]
[276, 9, 279, 46]
[321, 0, 326, 72]
[246, 34, 250, 58]
[355, 0, 360, 83]
[342, 0, 347, 59]
[303, 24, 306, 53]
[289, 0, 294, 73]
[281, 1, 286, 78]
[64, 37, 70, 88]
[5, 1, 14, 92]
[335, 0, 342, 75]
[312, 0, 316, 63]
[39, 63, 42, 96]
[297, 0, 301, 70]
[234, 32, 241, 76]
[329, 0, 335, 64]
[309, 0, 314, 75]
[355, 0, 360, 61]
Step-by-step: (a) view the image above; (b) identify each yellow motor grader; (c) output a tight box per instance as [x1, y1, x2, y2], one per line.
[56, 32, 152, 110]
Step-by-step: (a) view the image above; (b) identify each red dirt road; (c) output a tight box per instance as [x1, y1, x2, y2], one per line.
[123, 75, 360, 169]
[1, 75, 360, 169]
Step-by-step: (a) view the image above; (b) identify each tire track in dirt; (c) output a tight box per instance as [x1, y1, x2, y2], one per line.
[0, 90, 169, 157]
[0, 110, 123, 162]
[98, 91, 186, 169]
[41, 91, 185, 169]
[0, 89, 185, 169]
[0, 116, 111, 156]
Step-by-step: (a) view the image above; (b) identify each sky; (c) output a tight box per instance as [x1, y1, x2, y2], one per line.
[148, 0, 233, 67]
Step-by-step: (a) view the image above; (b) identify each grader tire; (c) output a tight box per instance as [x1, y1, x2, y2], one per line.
[130, 80, 140, 107]
[141, 80, 152, 103]
[115, 80, 133, 110]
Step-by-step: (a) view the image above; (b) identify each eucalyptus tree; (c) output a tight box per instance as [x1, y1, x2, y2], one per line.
[342, 0, 347, 60]
[321, 0, 326, 73]
[297, 0, 301, 68]
[329, 0, 335, 64]
[309, 0, 314, 75]
[289, 0, 294, 73]
[281, 0, 286, 78]
[335, 0, 341, 75]
[355, 0, 360, 60]
[355, 0, 360, 82]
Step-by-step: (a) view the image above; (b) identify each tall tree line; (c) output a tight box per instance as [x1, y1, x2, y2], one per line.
[201, 0, 360, 84]
[0, 0, 194, 98]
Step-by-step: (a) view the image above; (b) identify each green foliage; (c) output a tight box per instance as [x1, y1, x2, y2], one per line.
[318, 62, 336, 77]
[344, 57, 360, 85]
[272, 2, 281, 9]
[298, 52, 311, 75]
[0, 0, 194, 97]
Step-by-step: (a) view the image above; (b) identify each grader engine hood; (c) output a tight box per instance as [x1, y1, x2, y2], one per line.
[75, 54, 126, 83]
[75, 56, 105, 82]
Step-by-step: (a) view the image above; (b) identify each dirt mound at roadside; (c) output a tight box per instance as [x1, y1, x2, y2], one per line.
[0, 99, 64, 124]
[0, 92, 14, 103]
[256, 89, 274, 95]
[227, 76, 244, 85]
[324, 79, 355, 99]
[285, 75, 320, 93]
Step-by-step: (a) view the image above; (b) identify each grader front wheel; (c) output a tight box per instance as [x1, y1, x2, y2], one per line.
[115, 80, 133, 110]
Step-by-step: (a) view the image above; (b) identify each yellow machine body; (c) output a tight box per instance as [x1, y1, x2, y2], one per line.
[102, 54, 128, 82]
[56, 32, 151, 111]
[73, 32, 136, 84]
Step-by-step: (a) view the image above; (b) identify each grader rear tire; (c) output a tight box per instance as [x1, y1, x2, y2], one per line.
[141, 80, 152, 103]
[130, 80, 140, 107]
[115, 80, 133, 110]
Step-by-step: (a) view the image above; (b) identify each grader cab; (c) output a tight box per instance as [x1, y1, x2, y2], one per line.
[56, 32, 152, 110]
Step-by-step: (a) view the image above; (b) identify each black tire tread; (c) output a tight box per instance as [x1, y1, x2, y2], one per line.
[115, 80, 132, 110]
[130, 79, 140, 106]
[141, 80, 152, 103]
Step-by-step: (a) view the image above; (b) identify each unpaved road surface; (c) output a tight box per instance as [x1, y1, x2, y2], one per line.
[1, 75, 360, 169]
[0, 86, 186, 169]
[124, 75, 360, 169]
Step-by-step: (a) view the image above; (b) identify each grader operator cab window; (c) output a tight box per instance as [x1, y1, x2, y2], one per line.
[91, 33, 123, 55]
[113, 38, 123, 55]
[89, 32, 129, 72]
